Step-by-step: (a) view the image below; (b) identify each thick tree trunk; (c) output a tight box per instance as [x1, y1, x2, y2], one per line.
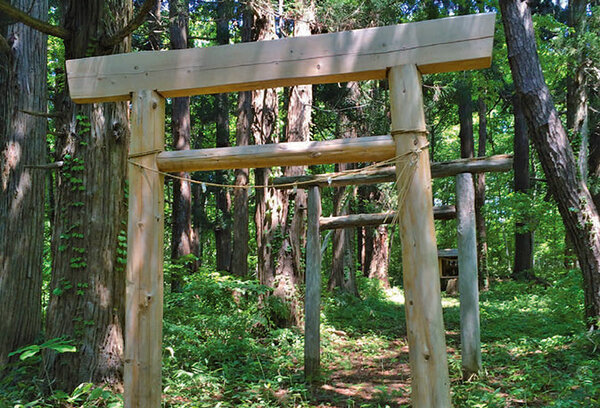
[45, 0, 132, 391]
[215, 0, 232, 272]
[476, 98, 489, 290]
[273, 6, 314, 324]
[0, 0, 47, 366]
[369, 225, 390, 288]
[231, 8, 253, 277]
[169, 0, 194, 292]
[253, 5, 281, 287]
[501, 0, 600, 330]
[512, 93, 534, 279]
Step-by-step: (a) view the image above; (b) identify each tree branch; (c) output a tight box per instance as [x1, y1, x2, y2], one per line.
[25, 161, 64, 170]
[0, 0, 70, 39]
[100, 0, 156, 48]
[20, 109, 64, 118]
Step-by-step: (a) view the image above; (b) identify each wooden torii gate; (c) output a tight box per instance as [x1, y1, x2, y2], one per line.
[66, 13, 495, 408]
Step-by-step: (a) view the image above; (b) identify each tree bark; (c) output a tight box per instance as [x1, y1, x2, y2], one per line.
[501, 0, 600, 330]
[169, 0, 194, 292]
[45, 0, 132, 391]
[329, 81, 361, 295]
[512, 93, 535, 279]
[252, 4, 280, 288]
[369, 225, 390, 288]
[214, 0, 232, 272]
[0, 0, 47, 366]
[231, 7, 253, 277]
[476, 97, 489, 290]
[273, 4, 314, 324]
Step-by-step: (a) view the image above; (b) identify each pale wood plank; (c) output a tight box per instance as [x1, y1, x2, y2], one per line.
[124, 90, 165, 408]
[456, 172, 482, 378]
[156, 135, 396, 172]
[305, 186, 322, 382]
[66, 13, 495, 103]
[389, 65, 451, 407]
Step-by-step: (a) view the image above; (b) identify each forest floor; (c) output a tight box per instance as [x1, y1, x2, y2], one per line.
[2, 268, 600, 407]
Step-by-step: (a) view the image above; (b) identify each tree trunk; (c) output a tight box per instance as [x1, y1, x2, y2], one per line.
[169, 0, 194, 292]
[368, 226, 390, 288]
[512, 93, 534, 279]
[45, 0, 132, 391]
[252, 5, 280, 288]
[329, 81, 362, 295]
[475, 97, 489, 290]
[214, 0, 232, 273]
[231, 8, 253, 277]
[501, 0, 600, 330]
[0, 0, 47, 366]
[273, 5, 314, 324]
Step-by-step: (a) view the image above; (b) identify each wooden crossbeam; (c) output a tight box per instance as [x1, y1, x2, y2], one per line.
[319, 205, 456, 230]
[271, 154, 513, 188]
[156, 135, 396, 172]
[66, 13, 495, 103]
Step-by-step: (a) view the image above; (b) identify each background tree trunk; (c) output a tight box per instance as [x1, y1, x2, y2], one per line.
[169, 0, 194, 292]
[231, 7, 253, 277]
[476, 97, 489, 290]
[0, 0, 47, 366]
[512, 93, 535, 279]
[252, 4, 281, 288]
[369, 225, 390, 288]
[273, 4, 315, 324]
[214, 0, 232, 272]
[45, 0, 132, 391]
[501, 0, 600, 330]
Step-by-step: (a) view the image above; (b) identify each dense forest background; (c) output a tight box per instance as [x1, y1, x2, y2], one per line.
[1, 0, 600, 407]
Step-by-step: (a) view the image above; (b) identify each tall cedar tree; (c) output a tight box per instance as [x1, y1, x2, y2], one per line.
[214, 0, 232, 272]
[0, 0, 47, 366]
[329, 82, 360, 295]
[231, 7, 253, 277]
[273, 3, 315, 324]
[501, 0, 600, 329]
[253, 2, 281, 288]
[512, 93, 534, 278]
[170, 0, 195, 292]
[45, 0, 133, 390]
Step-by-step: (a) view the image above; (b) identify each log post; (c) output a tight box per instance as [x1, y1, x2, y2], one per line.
[305, 186, 322, 382]
[388, 64, 451, 407]
[125, 90, 165, 408]
[456, 172, 482, 378]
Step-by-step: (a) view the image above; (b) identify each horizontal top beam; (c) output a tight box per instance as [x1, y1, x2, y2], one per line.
[66, 13, 495, 103]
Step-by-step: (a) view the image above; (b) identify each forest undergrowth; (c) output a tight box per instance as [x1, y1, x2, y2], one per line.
[1, 267, 599, 408]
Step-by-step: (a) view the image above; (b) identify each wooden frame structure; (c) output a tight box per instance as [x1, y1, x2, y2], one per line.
[66, 12, 495, 408]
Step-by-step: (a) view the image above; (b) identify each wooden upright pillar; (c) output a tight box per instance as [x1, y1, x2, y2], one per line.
[125, 90, 165, 408]
[388, 65, 451, 407]
[456, 172, 482, 378]
[305, 186, 322, 382]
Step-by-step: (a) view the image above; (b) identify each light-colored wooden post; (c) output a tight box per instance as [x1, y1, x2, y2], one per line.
[305, 186, 322, 382]
[456, 172, 482, 378]
[124, 90, 165, 408]
[389, 64, 451, 407]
